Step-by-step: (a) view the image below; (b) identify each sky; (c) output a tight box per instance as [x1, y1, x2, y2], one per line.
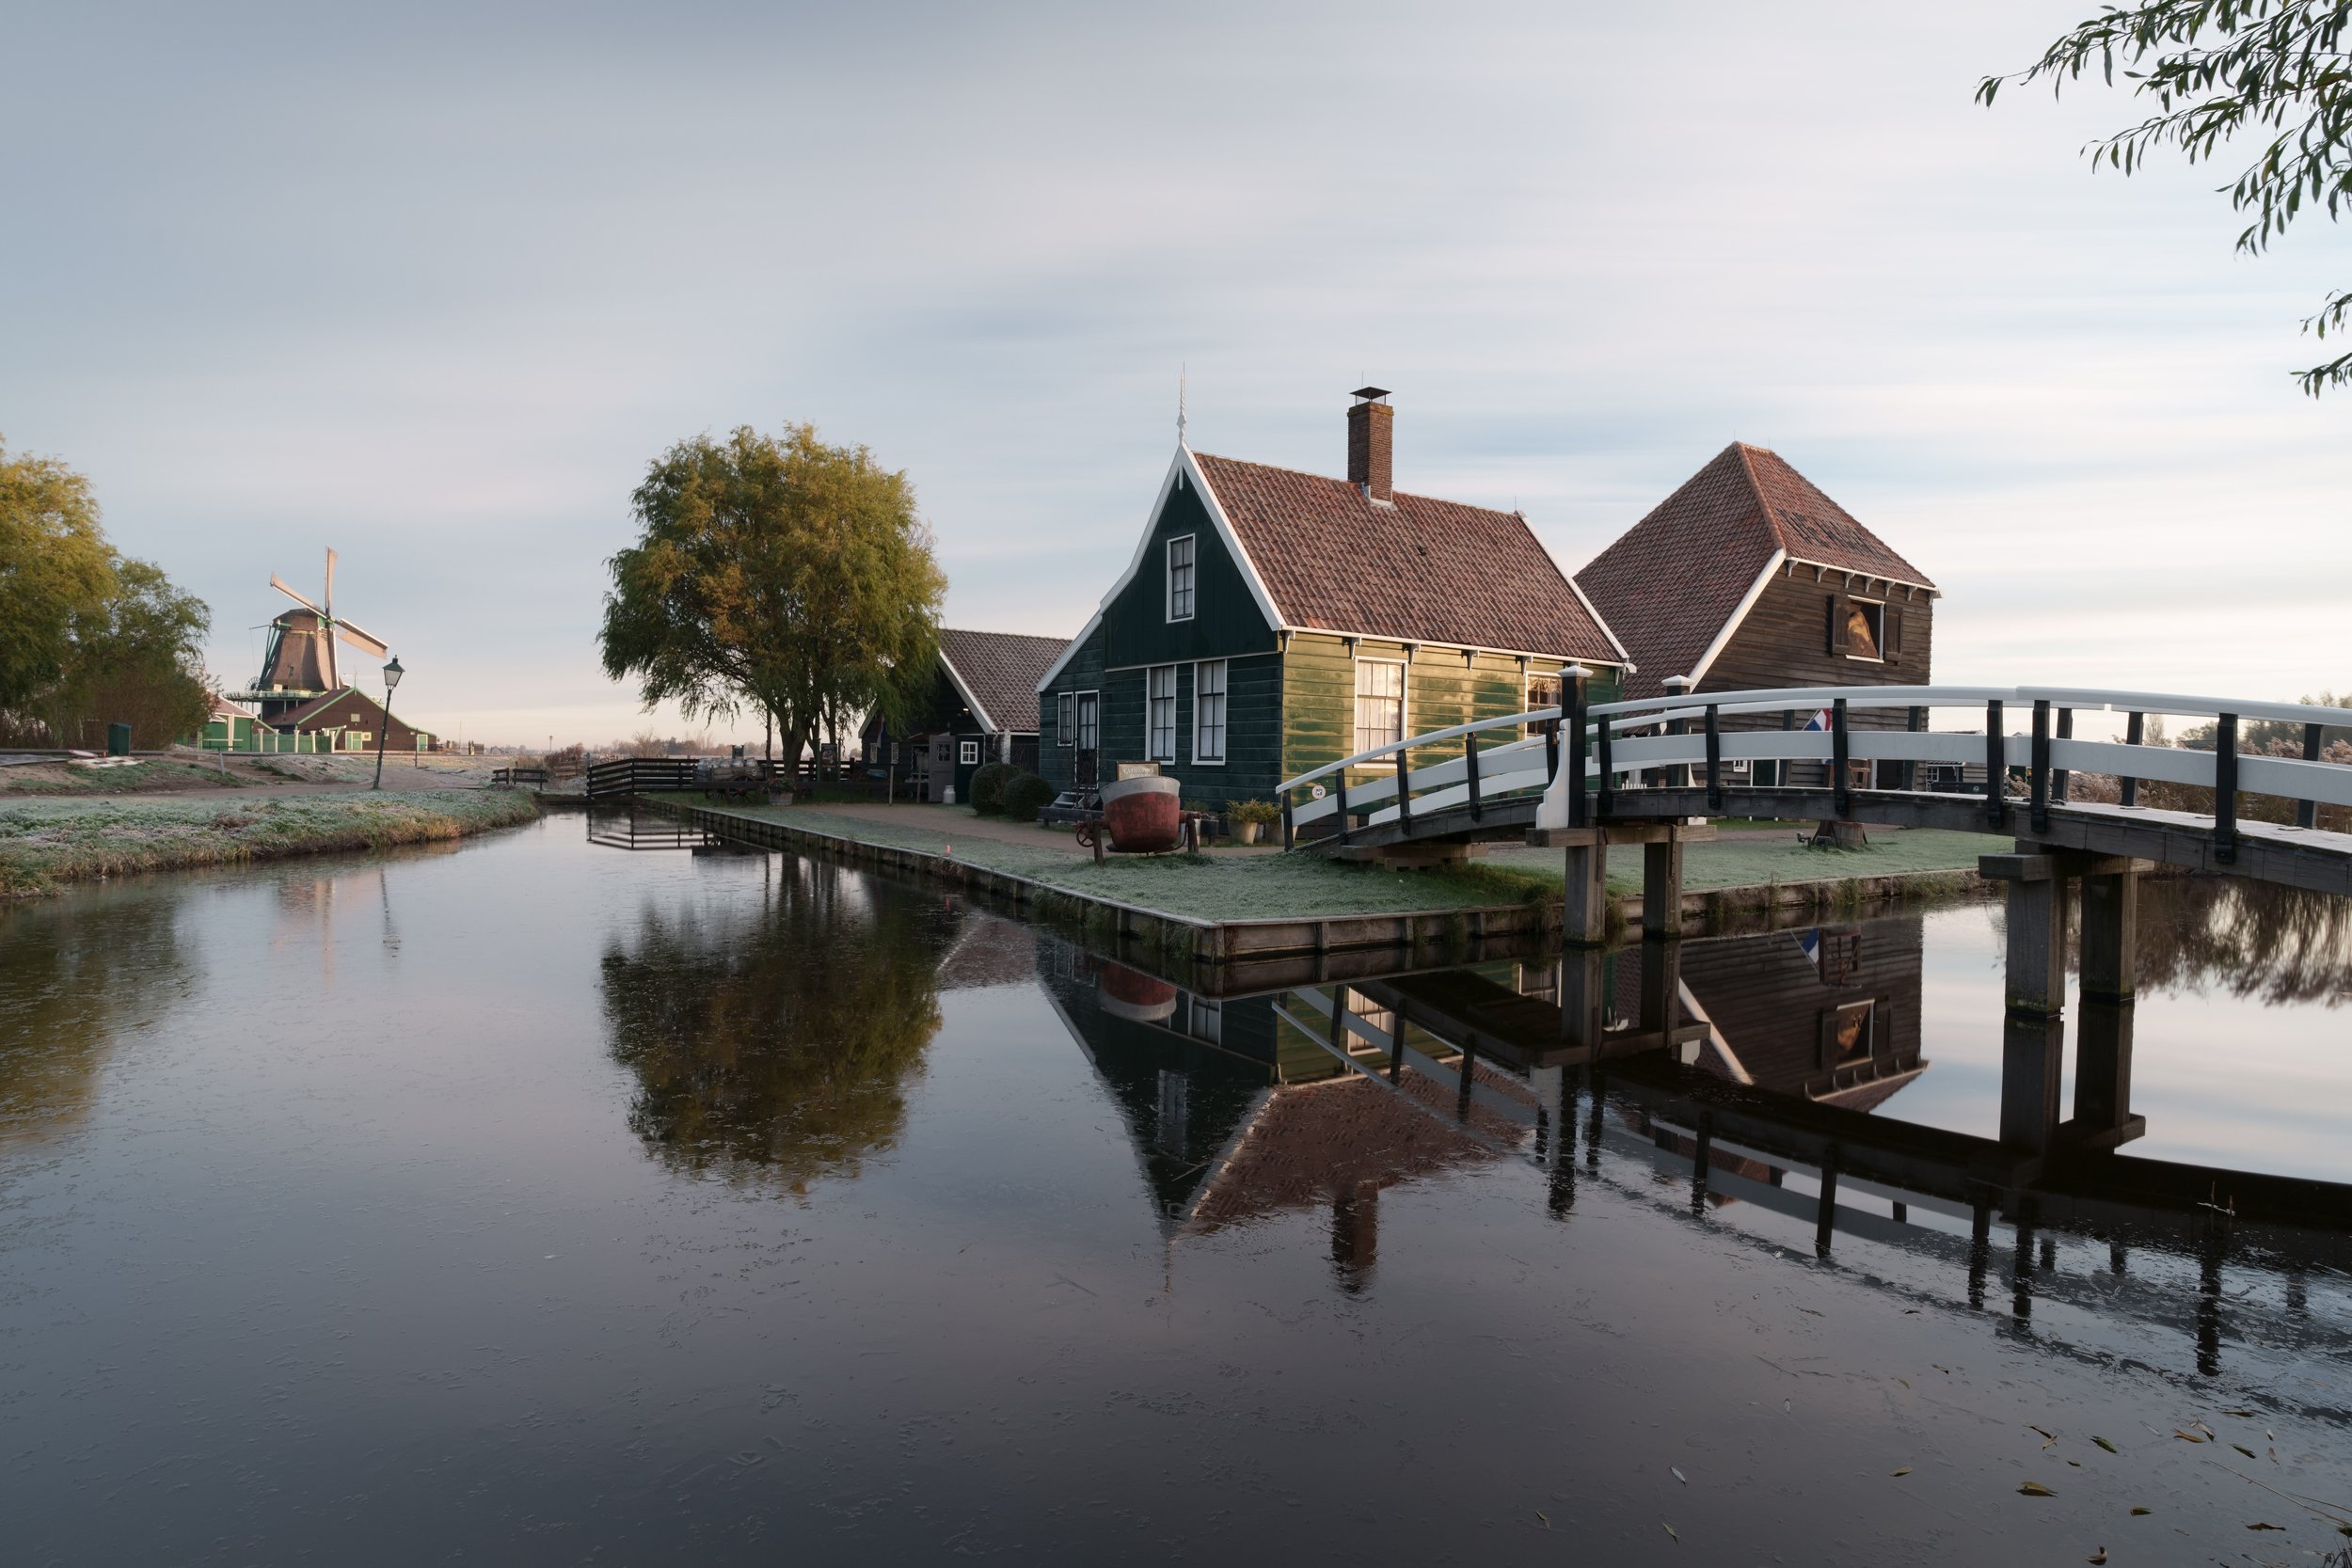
[3, 1, 2344, 747]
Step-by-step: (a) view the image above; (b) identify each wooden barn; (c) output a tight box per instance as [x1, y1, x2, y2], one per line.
[268, 687, 437, 753]
[1574, 443, 1939, 789]
[866, 627, 1067, 803]
[1035, 388, 1630, 810]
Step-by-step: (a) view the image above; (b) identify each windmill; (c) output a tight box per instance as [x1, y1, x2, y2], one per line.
[243, 548, 389, 721]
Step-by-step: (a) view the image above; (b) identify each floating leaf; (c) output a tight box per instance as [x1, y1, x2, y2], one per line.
[1897, 1377, 1911, 1389]
[2247, 1522, 2285, 1530]
[2221, 1407, 2254, 1417]
[1662, 1522, 1678, 1543]
[1535, 1512, 1549, 1528]
[2092, 1436, 2119, 1453]
[2233, 1443, 2258, 1458]
[2019, 1481, 2057, 1497]
[2088, 1550, 2107, 1565]
[2130, 1507, 2153, 1516]
[2067, 1460, 2083, 1468]
[1891, 1467, 1912, 1477]
[1671, 1467, 1687, 1485]
[2172, 1430, 2206, 1443]
[2029, 1425, 2057, 1440]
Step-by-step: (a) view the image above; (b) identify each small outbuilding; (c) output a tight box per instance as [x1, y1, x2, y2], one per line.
[866, 628, 1068, 803]
[267, 687, 437, 753]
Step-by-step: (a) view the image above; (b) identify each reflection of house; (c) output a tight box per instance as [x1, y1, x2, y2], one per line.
[865, 628, 1067, 804]
[1575, 445, 1938, 788]
[1679, 919, 1927, 1110]
[1035, 388, 1629, 809]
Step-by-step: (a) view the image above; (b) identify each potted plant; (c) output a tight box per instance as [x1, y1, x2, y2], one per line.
[1226, 798, 1280, 846]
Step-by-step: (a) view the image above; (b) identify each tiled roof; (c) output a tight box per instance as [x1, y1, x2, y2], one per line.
[272, 687, 376, 728]
[938, 627, 1067, 733]
[1192, 452, 1624, 665]
[1574, 443, 1934, 699]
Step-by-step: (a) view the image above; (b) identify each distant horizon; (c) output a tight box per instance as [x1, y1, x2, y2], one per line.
[7, 1, 2344, 747]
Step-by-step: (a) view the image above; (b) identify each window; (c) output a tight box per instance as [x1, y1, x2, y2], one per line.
[1844, 598, 1884, 660]
[1075, 691, 1099, 752]
[1057, 691, 1075, 746]
[1148, 665, 1177, 761]
[1190, 996, 1222, 1045]
[1167, 535, 1196, 621]
[1820, 999, 1874, 1068]
[959, 740, 979, 766]
[1354, 659, 1406, 754]
[1525, 672, 1562, 737]
[1193, 659, 1227, 764]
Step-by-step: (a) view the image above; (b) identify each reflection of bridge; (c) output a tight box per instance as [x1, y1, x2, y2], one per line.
[1039, 927, 2352, 1384]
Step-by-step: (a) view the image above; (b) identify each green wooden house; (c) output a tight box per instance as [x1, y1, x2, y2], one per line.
[1034, 388, 1629, 810]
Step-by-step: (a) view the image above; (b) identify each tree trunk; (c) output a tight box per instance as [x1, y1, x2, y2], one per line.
[764, 708, 772, 764]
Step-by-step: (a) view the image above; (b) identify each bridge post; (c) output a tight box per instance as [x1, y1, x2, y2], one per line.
[1596, 718, 1614, 818]
[1905, 705, 1927, 792]
[1703, 704, 1723, 813]
[1831, 698, 1851, 817]
[2120, 710, 2144, 807]
[1562, 833, 1608, 947]
[2053, 707, 2073, 803]
[2079, 864, 2137, 1006]
[1983, 699, 2007, 829]
[1638, 934, 1682, 1045]
[1281, 792, 1295, 851]
[1565, 668, 1589, 830]
[2300, 721, 2324, 830]
[1643, 836, 1684, 941]
[2029, 699, 2051, 836]
[1334, 774, 1350, 845]
[1558, 947, 1607, 1051]
[1394, 748, 1412, 833]
[2214, 714, 2239, 864]
[1982, 848, 2073, 1154]
[1463, 733, 1483, 822]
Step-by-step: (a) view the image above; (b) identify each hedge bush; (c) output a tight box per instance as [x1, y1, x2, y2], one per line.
[968, 761, 1020, 815]
[1001, 771, 1057, 823]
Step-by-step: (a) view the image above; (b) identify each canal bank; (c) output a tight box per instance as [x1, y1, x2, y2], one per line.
[640, 795, 2002, 962]
[0, 788, 541, 897]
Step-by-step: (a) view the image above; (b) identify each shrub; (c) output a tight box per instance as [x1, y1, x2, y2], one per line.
[1227, 799, 1281, 826]
[1001, 770, 1057, 823]
[968, 761, 1019, 815]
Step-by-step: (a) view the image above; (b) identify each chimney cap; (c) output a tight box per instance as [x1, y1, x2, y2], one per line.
[1350, 386, 1391, 403]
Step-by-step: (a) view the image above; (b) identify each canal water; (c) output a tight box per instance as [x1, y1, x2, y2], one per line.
[3, 815, 2348, 1564]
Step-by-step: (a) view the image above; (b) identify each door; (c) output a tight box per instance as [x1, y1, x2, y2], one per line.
[1074, 693, 1100, 791]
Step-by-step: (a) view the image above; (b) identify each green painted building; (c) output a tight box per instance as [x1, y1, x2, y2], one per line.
[1035, 388, 1630, 810]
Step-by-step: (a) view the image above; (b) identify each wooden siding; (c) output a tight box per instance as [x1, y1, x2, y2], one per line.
[1103, 474, 1279, 669]
[1679, 919, 1926, 1104]
[1280, 633, 1622, 786]
[1036, 621, 1108, 798]
[1702, 569, 1933, 732]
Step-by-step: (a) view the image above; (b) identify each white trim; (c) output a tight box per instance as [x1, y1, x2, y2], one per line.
[936, 648, 998, 734]
[1035, 611, 1100, 694]
[1565, 573, 1634, 667]
[1683, 548, 1787, 689]
[1786, 555, 1938, 598]
[1182, 447, 1289, 633]
[1057, 690, 1075, 747]
[1073, 689, 1101, 752]
[1165, 533, 1197, 623]
[1287, 625, 1623, 672]
[1351, 655, 1408, 757]
[1192, 657, 1229, 767]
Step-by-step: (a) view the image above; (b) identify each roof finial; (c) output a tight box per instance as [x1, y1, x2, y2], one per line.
[1177, 363, 1188, 445]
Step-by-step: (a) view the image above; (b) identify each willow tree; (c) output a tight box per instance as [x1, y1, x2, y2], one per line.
[1979, 1, 2352, 395]
[599, 424, 946, 769]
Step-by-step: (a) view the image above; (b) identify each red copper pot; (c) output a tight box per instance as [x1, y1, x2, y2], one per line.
[1098, 774, 1182, 853]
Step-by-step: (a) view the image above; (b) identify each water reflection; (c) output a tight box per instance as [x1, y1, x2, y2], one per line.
[1041, 912, 2352, 1386]
[0, 889, 190, 1145]
[599, 861, 966, 1190]
[2131, 876, 2352, 1006]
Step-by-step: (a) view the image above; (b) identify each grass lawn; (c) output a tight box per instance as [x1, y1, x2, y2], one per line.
[0, 789, 541, 897]
[710, 802, 1997, 921]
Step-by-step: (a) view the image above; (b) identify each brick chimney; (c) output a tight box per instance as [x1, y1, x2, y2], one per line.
[1346, 386, 1393, 503]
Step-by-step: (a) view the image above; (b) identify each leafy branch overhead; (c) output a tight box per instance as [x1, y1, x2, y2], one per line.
[1979, 0, 2352, 395]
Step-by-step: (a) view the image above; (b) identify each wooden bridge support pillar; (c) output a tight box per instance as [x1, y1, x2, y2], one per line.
[2069, 1002, 2141, 1148]
[1637, 937, 1682, 1045]
[2078, 865, 2137, 1005]
[1643, 837, 1683, 942]
[1999, 1014, 2067, 1153]
[1981, 851, 2070, 1019]
[1562, 838, 1609, 947]
[1558, 948, 1608, 1052]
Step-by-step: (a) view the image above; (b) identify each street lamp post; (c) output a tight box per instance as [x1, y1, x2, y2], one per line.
[373, 656, 405, 790]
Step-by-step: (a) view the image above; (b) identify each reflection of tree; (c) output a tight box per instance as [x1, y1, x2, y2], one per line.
[600, 864, 951, 1191]
[2129, 878, 2352, 1007]
[0, 887, 188, 1144]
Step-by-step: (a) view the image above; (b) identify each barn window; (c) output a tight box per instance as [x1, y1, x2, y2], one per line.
[1525, 672, 1562, 737]
[1354, 659, 1406, 754]
[1193, 659, 1227, 764]
[1057, 691, 1075, 746]
[1148, 665, 1177, 760]
[960, 740, 979, 766]
[1166, 535, 1196, 622]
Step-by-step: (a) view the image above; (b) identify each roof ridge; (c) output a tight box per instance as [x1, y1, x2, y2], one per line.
[1192, 450, 1523, 523]
[1728, 441, 1788, 554]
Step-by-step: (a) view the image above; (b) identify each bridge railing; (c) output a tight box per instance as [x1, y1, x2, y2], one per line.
[1276, 684, 2352, 863]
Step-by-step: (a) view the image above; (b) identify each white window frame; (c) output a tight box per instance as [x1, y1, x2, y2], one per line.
[1523, 669, 1563, 738]
[1353, 657, 1407, 756]
[1844, 597, 1886, 663]
[1166, 534, 1196, 623]
[1147, 664, 1178, 762]
[1192, 658, 1228, 766]
[959, 739, 979, 766]
[1057, 691, 1075, 746]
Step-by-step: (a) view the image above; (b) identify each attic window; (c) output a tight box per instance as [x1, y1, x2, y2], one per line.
[1845, 600, 1883, 660]
[1167, 535, 1196, 622]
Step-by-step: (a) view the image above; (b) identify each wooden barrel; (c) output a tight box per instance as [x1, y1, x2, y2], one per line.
[1099, 774, 1182, 853]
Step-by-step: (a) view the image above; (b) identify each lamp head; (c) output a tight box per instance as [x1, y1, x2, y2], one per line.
[383, 655, 404, 690]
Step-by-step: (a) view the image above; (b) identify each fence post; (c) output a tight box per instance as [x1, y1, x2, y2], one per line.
[1464, 732, 1483, 822]
[2300, 721, 2323, 830]
[1545, 726, 1559, 784]
[1831, 698, 1851, 817]
[1704, 704, 1723, 813]
[1395, 747, 1413, 833]
[1281, 792, 1295, 851]
[1596, 717, 1613, 818]
[2214, 713, 2238, 864]
[1335, 773, 1351, 845]
[1984, 699, 2006, 828]
[2053, 707, 2073, 804]
[2029, 699, 2051, 836]
[2121, 711, 2143, 807]
[1906, 705, 1927, 792]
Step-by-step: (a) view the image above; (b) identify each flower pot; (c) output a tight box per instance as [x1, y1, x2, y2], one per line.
[1098, 774, 1183, 852]
[1234, 819, 1262, 845]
